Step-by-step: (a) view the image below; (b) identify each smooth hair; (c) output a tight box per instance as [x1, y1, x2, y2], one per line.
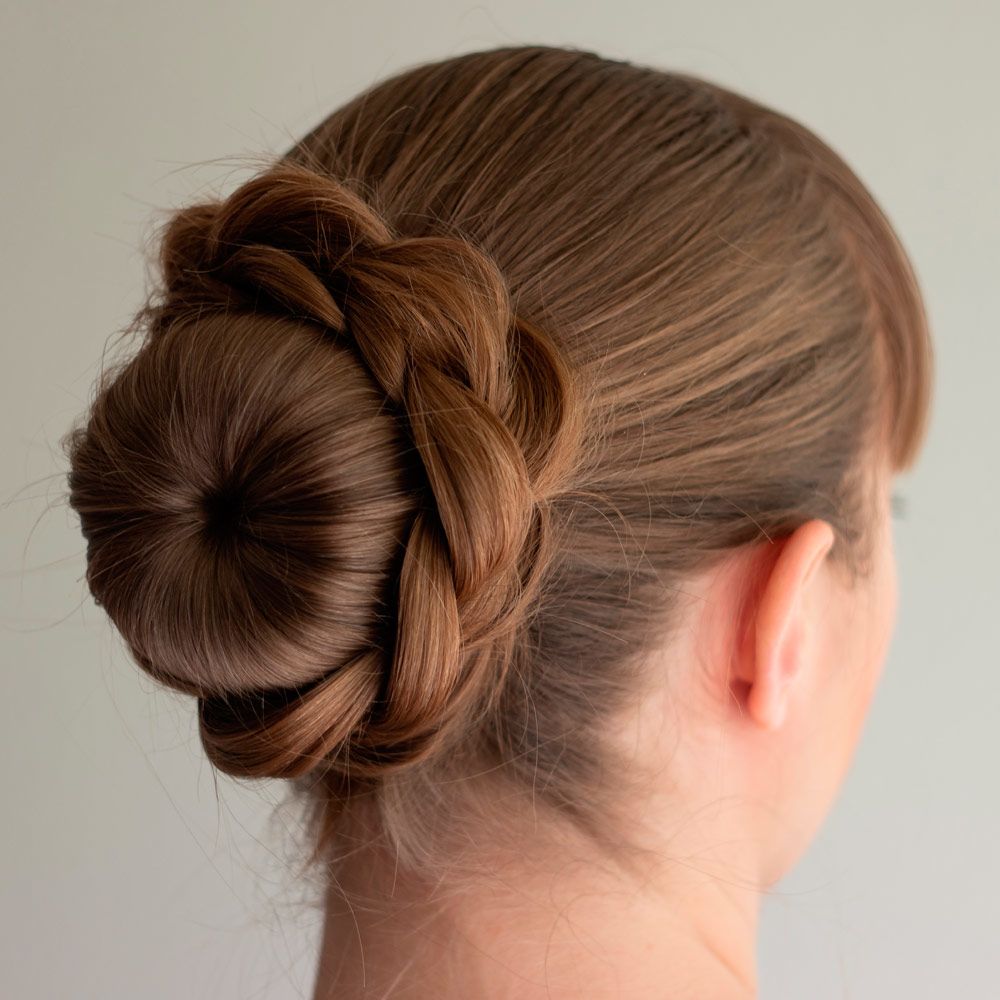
[65, 45, 932, 884]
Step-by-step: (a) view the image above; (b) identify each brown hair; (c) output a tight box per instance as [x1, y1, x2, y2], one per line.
[64, 45, 932, 883]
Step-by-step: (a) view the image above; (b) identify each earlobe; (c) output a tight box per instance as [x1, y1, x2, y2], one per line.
[736, 520, 835, 732]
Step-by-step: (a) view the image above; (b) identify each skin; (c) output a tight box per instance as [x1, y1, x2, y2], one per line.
[313, 454, 899, 999]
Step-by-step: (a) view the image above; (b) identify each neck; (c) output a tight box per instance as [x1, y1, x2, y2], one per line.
[310, 818, 761, 999]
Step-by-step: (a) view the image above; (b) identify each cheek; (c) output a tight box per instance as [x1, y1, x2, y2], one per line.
[851, 547, 899, 730]
[887, 547, 900, 644]
[873, 539, 900, 680]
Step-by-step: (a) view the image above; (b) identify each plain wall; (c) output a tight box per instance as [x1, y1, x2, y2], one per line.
[2, 2, 996, 997]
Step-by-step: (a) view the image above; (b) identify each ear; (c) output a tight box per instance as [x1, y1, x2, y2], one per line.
[731, 520, 836, 731]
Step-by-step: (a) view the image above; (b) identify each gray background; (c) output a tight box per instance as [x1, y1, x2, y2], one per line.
[2, 2, 995, 998]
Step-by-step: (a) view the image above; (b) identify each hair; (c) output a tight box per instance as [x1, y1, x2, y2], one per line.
[65, 45, 932, 888]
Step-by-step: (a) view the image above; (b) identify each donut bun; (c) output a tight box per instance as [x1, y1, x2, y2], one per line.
[66, 162, 583, 783]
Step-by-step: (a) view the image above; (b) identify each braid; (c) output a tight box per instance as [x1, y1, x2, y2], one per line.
[73, 162, 583, 784]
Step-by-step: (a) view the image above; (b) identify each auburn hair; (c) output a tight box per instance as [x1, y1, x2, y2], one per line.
[65, 45, 933, 882]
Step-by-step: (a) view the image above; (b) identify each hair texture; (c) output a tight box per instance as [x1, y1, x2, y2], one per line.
[65, 45, 932, 885]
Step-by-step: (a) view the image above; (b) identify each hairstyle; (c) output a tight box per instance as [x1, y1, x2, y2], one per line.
[64, 45, 933, 885]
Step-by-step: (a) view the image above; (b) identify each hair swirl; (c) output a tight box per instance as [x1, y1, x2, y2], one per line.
[68, 161, 584, 783]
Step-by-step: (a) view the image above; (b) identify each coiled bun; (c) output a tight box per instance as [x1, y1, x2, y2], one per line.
[67, 162, 583, 783]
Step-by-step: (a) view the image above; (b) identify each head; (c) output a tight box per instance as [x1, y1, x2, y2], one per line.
[65, 46, 932, 900]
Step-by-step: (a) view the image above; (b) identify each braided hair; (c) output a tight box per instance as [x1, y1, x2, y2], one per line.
[67, 161, 584, 787]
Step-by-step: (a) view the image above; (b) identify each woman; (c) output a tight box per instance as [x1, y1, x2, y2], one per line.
[65, 44, 933, 999]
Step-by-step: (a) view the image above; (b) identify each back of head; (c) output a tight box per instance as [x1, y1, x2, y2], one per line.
[65, 45, 932, 881]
